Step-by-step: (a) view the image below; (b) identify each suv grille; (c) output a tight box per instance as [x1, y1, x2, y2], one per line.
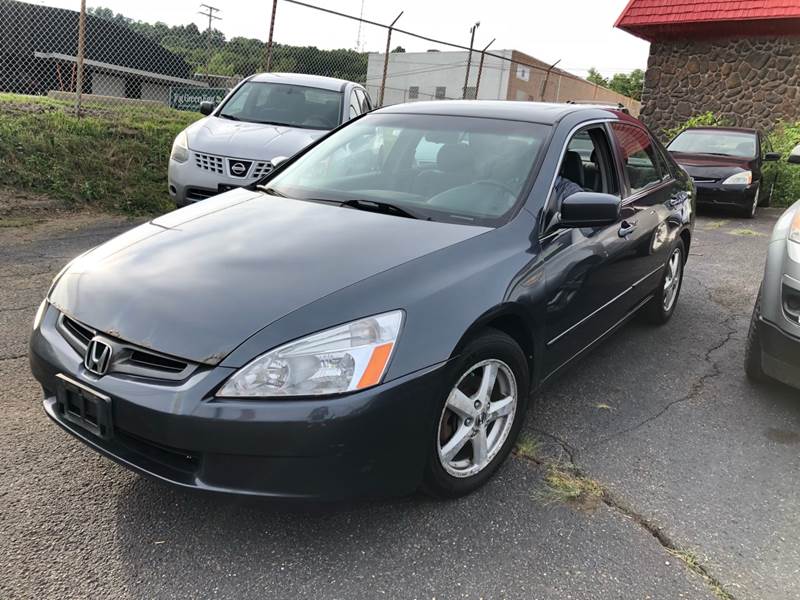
[252, 161, 273, 178]
[58, 314, 198, 381]
[194, 152, 224, 174]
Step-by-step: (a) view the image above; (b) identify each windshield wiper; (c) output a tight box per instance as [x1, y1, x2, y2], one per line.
[257, 186, 287, 197]
[340, 199, 421, 220]
[218, 113, 241, 121]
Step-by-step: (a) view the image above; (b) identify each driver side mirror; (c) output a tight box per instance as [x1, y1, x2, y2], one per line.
[558, 192, 621, 229]
[199, 101, 215, 116]
[764, 152, 781, 162]
[788, 144, 800, 165]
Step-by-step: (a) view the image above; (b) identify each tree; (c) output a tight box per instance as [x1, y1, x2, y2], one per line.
[586, 67, 608, 87]
[391, 46, 406, 53]
[585, 67, 645, 101]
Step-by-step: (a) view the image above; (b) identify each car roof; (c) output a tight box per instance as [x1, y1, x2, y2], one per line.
[247, 72, 356, 91]
[375, 100, 632, 125]
[682, 126, 758, 135]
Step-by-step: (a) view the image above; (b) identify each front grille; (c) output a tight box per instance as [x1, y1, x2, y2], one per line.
[62, 315, 93, 346]
[115, 429, 199, 476]
[57, 313, 198, 382]
[128, 350, 187, 373]
[185, 187, 218, 202]
[252, 161, 273, 178]
[194, 152, 224, 174]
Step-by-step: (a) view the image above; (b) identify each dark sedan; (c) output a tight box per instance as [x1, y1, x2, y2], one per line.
[30, 102, 694, 500]
[667, 126, 780, 218]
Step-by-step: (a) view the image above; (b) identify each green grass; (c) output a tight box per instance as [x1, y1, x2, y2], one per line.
[0, 94, 200, 215]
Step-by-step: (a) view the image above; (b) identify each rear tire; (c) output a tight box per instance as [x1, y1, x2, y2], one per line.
[422, 329, 529, 499]
[745, 288, 765, 381]
[643, 239, 685, 325]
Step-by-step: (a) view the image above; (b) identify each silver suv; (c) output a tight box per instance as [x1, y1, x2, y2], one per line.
[168, 73, 372, 206]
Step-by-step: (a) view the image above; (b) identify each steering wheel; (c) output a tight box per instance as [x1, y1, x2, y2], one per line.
[427, 180, 519, 215]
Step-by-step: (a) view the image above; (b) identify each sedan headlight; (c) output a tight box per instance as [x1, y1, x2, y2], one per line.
[722, 171, 752, 185]
[170, 131, 190, 163]
[790, 210, 800, 245]
[32, 299, 47, 330]
[217, 311, 404, 397]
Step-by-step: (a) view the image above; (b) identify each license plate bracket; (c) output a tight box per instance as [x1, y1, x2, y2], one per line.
[217, 183, 241, 193]
[55, 374, 113, 440]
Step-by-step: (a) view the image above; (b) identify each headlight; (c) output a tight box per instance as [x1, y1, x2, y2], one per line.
[790, 210, 800, 245]
[217, 311, 404, 397]
[33, 299, 47, 330]
[170, 131, 190, 163]
[722, 171, 752, 185]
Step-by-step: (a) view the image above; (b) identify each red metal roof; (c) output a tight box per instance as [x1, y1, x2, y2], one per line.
[616, 0, 800, 41]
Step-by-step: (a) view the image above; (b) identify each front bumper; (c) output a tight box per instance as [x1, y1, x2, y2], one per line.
[758, 316, 800, 390]
[693, 181, 758, 208]
[30, 306, 446, 499]
[168, 153, 265, 207]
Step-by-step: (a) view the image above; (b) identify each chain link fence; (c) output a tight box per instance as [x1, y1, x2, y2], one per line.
[1, 0, 640, 116]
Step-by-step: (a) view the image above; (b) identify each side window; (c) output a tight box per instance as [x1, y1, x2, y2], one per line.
[545, 126, 617, 230]
[348, 91, 361, 119]
[610, 123, 662, 194]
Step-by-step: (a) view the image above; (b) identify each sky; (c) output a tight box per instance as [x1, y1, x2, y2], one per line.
[36, 0, 650, 78]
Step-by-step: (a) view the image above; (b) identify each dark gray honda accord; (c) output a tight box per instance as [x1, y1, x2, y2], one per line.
[30, 101, 694, 499]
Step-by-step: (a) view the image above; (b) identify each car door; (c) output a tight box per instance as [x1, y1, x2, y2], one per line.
[609, 122, 680, 308]
[540, 123, 643, 377]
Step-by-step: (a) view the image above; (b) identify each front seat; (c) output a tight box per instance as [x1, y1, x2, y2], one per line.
[412, 143, 475, 198]
[560, 150, 585, 188]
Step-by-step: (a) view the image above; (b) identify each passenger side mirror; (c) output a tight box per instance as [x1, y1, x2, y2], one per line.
[199, 101, 215, 116]
[558, 192, 621, 229]
[788, 144, 800, 165]
[764, 152, 781, 162]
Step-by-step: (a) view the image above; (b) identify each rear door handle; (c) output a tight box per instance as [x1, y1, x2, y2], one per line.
[618, 220, 638, 237]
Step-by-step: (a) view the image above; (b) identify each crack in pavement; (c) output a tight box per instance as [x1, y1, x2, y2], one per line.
[586, 313, 740, 449]
[0, 305, 37, 313]
[0, 354, 26, 362]
[513, 451, 736, 600]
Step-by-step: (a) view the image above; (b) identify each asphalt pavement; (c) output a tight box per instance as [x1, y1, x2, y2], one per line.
[1, 208, 797, 599]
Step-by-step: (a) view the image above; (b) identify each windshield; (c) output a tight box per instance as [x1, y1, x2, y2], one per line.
[217, 82, 343, 130]
[668, 129, 757, 159]
[264, 113, 550, 226]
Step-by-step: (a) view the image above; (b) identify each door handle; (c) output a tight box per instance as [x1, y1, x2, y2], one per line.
[618, 220, 638, 237]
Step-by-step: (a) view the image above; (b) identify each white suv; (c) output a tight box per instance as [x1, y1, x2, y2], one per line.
[168, 72, 372, 206]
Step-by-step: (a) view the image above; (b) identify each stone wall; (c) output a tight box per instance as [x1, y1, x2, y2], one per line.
[641, 36, 800, 139]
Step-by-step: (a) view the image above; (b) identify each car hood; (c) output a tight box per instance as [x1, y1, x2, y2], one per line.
[49, 190, 489, 364]
[187, 116, 327, 160]
[670, 152, 755, 180]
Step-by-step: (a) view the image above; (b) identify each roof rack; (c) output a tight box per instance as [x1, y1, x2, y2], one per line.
[565, 100, 630, 114]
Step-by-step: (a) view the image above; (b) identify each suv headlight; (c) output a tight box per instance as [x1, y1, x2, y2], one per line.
[217, 311, 404, 397]
[170, 131, 190, 163]
[722, 171, 752, 185]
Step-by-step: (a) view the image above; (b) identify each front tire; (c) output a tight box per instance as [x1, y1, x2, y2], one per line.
[422, 329, 530, 498]
[745, 288, 765, 381]
[743, 183, 760, 219]
[643, 239, 685, 325]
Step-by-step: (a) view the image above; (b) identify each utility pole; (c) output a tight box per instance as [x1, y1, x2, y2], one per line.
[378, 11, 403, 107]
[462, 21, 480, 99]
[74, 0, 86, 115]
[265, 0, 278, 71]
[474, 38, 494, 100]
[198, 4, 221, 79]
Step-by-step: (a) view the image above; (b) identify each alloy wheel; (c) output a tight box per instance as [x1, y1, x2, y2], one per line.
[663, 247, 683, 312]
[437, 359, 518, 478]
